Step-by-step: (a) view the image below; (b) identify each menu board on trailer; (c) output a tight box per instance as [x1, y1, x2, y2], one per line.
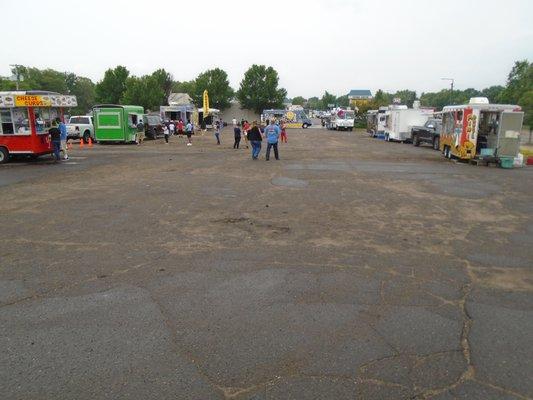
[0, 94, 77, 108]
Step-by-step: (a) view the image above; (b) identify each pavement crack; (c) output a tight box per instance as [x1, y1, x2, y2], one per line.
[413, 283, 475, 399]
[144, 289, 225, 397]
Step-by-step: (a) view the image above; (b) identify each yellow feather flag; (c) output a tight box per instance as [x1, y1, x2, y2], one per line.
[203, 90, 209, 118]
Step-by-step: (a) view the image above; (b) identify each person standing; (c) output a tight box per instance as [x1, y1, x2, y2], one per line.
[48, 121, 62, 162]
[232, 117, 237, 127]
[233, 125, 241, 149]
[136, 117, 145, 145]
[247, 121, 262, 160]
[214, 121, 221, 145]
[264, 120, 281, 161]
[56, 117, 69, 160]
[185, 120, 193, 146]
[242, 120, 250, 148]
[280, 121, 288, 143]
[163, 124, 170, 144]
[177, 119, 184, 136]
[169, 120, 176, 136]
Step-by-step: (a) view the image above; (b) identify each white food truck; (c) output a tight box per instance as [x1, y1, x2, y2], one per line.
[325, 108, 355, 131]
[384, 104, 433, 142]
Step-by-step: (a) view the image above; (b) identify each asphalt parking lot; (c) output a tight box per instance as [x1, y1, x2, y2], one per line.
[1, 128, 532, 399]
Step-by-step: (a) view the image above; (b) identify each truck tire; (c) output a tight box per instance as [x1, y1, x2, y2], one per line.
[0, 147, 8, 164]
[83, 130, 91, 144]
[412, 134, 420, 146]
[433, 136, 440, 151]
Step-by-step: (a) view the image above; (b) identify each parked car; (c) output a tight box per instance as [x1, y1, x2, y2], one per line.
[67, 115, 94, 143]
[144, 114, 163, 139]
[411, 118, 442, 150]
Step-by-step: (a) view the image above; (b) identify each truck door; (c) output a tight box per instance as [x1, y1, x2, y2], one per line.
[497, 111, 524, 157]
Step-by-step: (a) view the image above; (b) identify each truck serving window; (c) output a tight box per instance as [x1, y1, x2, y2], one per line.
[0, 109, 15, 134]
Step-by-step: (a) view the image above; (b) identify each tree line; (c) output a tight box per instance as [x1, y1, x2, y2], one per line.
[0, 60, 530, 128]
[0, 65, 287, 116]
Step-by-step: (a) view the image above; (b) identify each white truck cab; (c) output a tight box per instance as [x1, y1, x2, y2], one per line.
[67, 115, 94, 143]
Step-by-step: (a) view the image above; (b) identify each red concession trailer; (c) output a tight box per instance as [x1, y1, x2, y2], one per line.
[0, 91, 77, 163]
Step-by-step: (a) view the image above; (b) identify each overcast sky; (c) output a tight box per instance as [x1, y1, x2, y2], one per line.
[1, 0, 532, 98]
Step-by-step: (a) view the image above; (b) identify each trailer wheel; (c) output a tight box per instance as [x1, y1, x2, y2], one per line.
[302, 123, 309, 129]
[0, 147, 8, 164]
[433, 136, 440, 151]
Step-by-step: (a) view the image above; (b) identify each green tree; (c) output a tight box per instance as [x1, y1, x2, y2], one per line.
[500, 60, 532, 104]
[307, 96, 320, 110]
[291, 96, 306, 106]
[192, 68, 234, 110]
[172, 80, 196, 96]
[373, 89, 392, 107]
[336, 95, 349, 107]
[481, 85, 505, 103]
[95, 66, 129, 104]
[14, 67, 68, 93]
[121, 75, 164, 112]
[151, 68, 174, 99]
[236, 65, 287, 114]
[67, 75, 95, 114]
[393, 90, 417, 107]
[320, 91, 337, 109]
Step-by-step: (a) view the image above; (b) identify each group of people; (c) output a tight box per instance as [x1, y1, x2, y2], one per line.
[161, 119, 194, 146]
[48, 115, 289, 163]
[48, 117, 69, 162]
[231, 119, 286, 160]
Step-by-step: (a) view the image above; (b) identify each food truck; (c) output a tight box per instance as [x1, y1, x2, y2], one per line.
[325, 108, 355, 131]
[0, 91, 77, 163]
[440, 97, 524, 166]
[384, 104, 433, 142]
[366, 110, 378, 135]
[198, 108, 220, 130]
[261, 109, 312, 128]
[92, 104, 144, 143]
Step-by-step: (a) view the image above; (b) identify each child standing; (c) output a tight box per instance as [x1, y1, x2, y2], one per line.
[280, 121, 288, 143]
[163, 124, 170, 144]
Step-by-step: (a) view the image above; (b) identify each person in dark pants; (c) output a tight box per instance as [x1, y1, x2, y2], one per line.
[247, 121, 262, 160]
[264, 120, 281, 161]
[233, 125, 241, 149]
[214, 121, 221, 145]
[48, 122, 62, 162]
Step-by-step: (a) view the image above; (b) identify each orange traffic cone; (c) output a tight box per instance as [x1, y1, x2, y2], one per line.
[88, 137, 93, 147]
[79, 139, 84, 149]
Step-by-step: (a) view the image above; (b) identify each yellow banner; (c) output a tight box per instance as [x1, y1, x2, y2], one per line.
[203, 90, 209, 116]
[15, 95, 52, 107]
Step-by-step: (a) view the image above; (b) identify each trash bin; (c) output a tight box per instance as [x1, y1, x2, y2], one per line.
[499, 156, 514, 169]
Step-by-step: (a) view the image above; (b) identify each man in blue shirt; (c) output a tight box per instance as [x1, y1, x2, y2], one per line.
[56, 117, 69, 160]
[264, 120, 281, 161]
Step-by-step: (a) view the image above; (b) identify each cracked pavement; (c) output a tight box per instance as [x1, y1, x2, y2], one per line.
[1, 128, 532, 399]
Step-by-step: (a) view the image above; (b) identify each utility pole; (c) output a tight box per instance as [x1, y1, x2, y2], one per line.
[9, 64, 23, 90]
[441, 78, 454, 104]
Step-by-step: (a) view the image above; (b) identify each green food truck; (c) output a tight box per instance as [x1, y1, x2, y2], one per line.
[92, 104, 144, 143]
